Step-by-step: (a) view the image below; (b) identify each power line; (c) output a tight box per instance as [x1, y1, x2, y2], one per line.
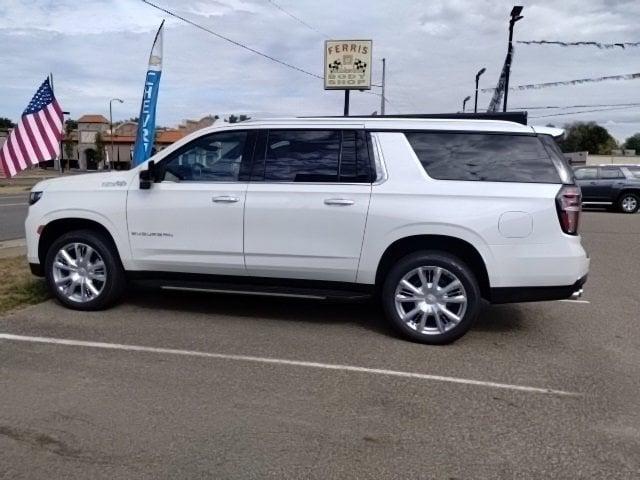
[266, 0, 329, 38]
[141, 0, 323, 80]
[530, 104, 639, 118]
[141, 0, 383, 92]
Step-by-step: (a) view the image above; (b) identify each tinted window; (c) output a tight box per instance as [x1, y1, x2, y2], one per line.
[405, 132, 561, 183]
[161, 131, 247, 182]
[600, 167, 624, 179]
[261, 130, 371, 183]
[574, 168, 597, 179]
[265, 130, 339, 182]
[339, 131, 371, 182]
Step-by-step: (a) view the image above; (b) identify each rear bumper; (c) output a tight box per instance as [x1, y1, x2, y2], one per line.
[490, 275, 587, 304]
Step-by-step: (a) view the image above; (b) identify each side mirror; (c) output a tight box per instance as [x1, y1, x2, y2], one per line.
[139, 160, 156, 190]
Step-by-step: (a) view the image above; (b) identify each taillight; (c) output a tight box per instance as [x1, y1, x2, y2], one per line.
[556, 185, 581, 235]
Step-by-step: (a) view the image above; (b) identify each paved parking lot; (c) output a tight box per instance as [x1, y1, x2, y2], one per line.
[0, 193, 28, 241]
[1, 211, 639, 479]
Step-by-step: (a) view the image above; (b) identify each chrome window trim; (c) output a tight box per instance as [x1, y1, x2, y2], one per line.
[370, 133, 389, 185]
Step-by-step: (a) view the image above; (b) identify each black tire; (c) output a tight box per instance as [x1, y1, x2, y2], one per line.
[45, 229, 126, 311]
[381, 251, 481, 345]
[618, 192, 639, 214]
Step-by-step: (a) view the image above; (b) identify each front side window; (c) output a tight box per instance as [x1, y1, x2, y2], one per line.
[599, 167, 624, 179]
[161, 131, 248, 182]
[405, 132, 561, 183]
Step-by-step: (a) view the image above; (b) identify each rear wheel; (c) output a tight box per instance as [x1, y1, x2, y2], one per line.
[382, 251, 481, 344]
[618, 193, 639, 213]
[45, 229, 125, 310]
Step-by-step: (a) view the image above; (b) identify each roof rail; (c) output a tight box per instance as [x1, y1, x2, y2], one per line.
[299, 112, 528, 125]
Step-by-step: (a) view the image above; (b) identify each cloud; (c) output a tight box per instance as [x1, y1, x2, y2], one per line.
[0, 0, 638, 141]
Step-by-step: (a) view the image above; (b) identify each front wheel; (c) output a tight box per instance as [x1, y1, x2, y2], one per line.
[45, 229, 125, 311]
[618, 193, 639, 214]
[382, 251, 481, 344]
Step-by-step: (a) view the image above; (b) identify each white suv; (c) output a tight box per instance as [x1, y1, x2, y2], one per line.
[26, 116, 589, 344]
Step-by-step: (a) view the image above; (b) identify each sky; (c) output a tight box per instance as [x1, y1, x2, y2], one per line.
[0, 0, 639, 142]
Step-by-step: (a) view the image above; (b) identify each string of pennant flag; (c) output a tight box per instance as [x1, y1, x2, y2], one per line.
[482, 72, 640, 92]
[517, 40, 640, 49]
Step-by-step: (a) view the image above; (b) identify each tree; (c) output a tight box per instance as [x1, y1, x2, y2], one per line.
[559, 122, 618, 155]
[623, 133, 640, 153]
[63, 120, 77, 164]
[94, 131, 105, 164]
[0, 117, 15, 129]
[226, 114, 251, 124]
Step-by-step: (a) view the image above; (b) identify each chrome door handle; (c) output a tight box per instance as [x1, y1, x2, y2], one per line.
[324, 198, 355, 206]
[212, 195, 239, 203]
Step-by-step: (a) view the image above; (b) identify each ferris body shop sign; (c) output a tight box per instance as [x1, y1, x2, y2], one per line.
[324, 40, 372, 90]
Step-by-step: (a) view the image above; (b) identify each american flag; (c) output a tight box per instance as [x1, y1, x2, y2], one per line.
[0, 78, 64, 178]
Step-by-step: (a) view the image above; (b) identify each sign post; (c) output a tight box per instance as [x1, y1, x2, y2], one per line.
[324, 40, 372, 116]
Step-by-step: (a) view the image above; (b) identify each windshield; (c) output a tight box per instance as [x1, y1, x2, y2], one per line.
[626, 167, 640, 179]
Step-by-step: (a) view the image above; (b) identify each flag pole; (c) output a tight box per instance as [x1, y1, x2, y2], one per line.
[49, 72, 64, 174]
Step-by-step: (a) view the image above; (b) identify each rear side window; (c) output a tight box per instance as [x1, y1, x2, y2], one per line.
[259, 130, 371, 183]
[405, 132, 561, 183]
[599, 167, 624, 179]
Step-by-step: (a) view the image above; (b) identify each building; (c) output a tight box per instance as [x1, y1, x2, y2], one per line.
[76, 114, 109, 170]
[565, 150, 639, 166]
[61, 115, 219, 171]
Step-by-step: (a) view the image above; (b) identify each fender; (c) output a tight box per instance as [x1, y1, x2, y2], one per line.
[357, 221, 496, 285]
[38, 208, 133, 268]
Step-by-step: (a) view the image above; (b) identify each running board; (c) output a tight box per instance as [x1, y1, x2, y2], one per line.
[161, 285, 329, 300]
[129, 271, 373, 301]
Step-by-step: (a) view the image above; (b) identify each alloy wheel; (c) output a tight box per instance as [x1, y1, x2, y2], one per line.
[394, 266, 468, 335]
[621, 195, 638, 213]
[52, 242, 107, 303]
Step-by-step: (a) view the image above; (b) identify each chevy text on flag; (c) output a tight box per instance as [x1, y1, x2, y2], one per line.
[132, 20, 164, 167]
[0, 78, 63, 178]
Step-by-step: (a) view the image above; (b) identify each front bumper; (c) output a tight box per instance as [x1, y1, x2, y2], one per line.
[30, 262, 44, 277]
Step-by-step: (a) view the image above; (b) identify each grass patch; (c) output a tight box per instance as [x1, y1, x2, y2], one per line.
[0, 256, 49, 314]
[0, 185, 31, 195]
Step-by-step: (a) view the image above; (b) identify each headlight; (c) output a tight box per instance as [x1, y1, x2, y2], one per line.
[29, 191, 43, 205]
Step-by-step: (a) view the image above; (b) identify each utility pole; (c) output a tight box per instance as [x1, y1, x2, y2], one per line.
[380, 58, 386, 115]
[474, 67, 486, 113]
[343, 90, 350, 116]
[503, 6, 524, 112]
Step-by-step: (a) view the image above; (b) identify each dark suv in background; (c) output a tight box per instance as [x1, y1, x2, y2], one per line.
[574, 165, 640, 213]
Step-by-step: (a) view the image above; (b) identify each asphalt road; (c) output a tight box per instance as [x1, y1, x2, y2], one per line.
[0, 193, 28, 241]
[1, 211, 639, 479]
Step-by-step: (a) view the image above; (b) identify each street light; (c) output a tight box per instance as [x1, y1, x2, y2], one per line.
[462, 96, 471, 113]
[474, 67, 486, 113]
[503, 6, 524, 112]
[109, 98, 124, 170]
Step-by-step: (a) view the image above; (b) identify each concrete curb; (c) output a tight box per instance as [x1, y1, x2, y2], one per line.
[0, 238, 27, 259]
[0, 238, 26, 249]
